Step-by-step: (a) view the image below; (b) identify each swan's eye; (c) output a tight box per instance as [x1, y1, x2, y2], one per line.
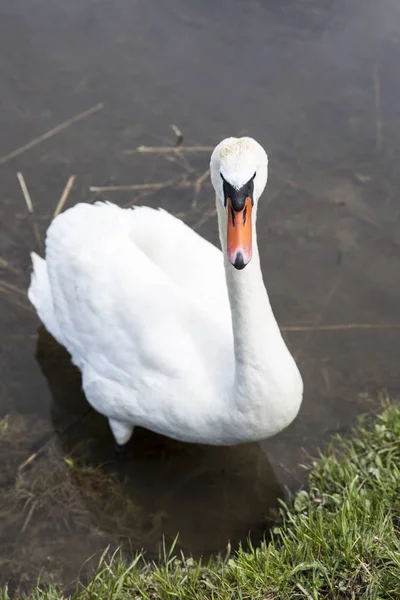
[251, 171, 256, 180]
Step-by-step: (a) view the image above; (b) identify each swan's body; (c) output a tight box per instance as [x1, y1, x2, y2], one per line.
[28, 137, 303, 446]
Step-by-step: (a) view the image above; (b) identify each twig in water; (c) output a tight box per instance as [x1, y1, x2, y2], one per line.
[0, 285, 33, 313]
[171, 124, 183, 147]
[192, 168, 210, 208]
[21, 501, 37, 534]
[17, 172, 34, 213]
[0, 280, 27, 297]
[0, 257, 20, 276]
[90, 176, 188, 193]
[136, 145, 213, 154]
[0, 103, 104, 166]
[16, 172, 42, 251]
[294, 274, 342, 360]
[373, 63, 383, 152]
[90, 182, 170, 192]
[170, 146, 194, 174]
[18, 448, 46, 472]
[53, 175, 76, 218]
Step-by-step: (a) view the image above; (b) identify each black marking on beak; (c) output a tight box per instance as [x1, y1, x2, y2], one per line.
[234, 252, 246, 270]
[230, 203, 235, 226]
[221, 172, 256, 211]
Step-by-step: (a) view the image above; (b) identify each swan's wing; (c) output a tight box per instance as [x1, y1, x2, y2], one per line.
[44, 202, 231, 386]
[123, 205, 228, 315]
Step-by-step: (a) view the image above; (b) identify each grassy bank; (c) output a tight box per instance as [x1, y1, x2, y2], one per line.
[3, 403, 400, 599]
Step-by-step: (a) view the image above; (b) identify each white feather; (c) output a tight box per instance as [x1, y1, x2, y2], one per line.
[28, 137, 303, 446]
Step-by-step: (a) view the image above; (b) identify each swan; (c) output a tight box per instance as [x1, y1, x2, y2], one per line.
[28, 137, 303, 448]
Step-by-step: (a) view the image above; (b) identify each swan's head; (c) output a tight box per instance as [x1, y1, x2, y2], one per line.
[210, 137, 268, 269]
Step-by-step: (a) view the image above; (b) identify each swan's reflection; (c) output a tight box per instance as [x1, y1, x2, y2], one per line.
[36, 327, 283, 559]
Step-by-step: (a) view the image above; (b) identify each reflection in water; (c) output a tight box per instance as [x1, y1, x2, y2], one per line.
[0, 328, 282, 589]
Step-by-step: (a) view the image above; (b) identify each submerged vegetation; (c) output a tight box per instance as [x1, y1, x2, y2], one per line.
[0, 412, 151, 588]
[1, 402, 400, 599]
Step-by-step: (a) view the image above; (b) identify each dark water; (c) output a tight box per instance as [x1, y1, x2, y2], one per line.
[1, 0, 400, 591]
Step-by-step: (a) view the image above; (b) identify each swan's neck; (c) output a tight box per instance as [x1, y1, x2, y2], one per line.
[216, 201, 302, 436]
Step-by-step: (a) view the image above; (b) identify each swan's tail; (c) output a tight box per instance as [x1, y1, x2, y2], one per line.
[28, 252, 64, 345]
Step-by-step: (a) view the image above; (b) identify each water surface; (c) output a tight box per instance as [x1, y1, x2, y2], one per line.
[1, 0, 400, 591]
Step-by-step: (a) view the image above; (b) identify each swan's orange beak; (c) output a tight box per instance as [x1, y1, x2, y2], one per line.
[226, 196, 253, 269]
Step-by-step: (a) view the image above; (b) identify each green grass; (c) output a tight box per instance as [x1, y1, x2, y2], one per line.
[3, 403, 400, 599]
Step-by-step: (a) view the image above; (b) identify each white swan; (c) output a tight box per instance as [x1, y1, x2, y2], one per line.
[28, 137, 303, 447]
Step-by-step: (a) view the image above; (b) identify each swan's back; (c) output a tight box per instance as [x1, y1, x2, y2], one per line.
[35, 202, 232, 386]
[123, 205, 226, 305]
[50, 202, 227, 312]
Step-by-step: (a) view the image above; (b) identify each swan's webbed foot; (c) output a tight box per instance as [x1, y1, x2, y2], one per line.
[115, 442, 128, 460]
[108, 418, 134, 459]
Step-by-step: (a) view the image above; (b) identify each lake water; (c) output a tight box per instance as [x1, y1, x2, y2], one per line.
[1, 0, 400, 592]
